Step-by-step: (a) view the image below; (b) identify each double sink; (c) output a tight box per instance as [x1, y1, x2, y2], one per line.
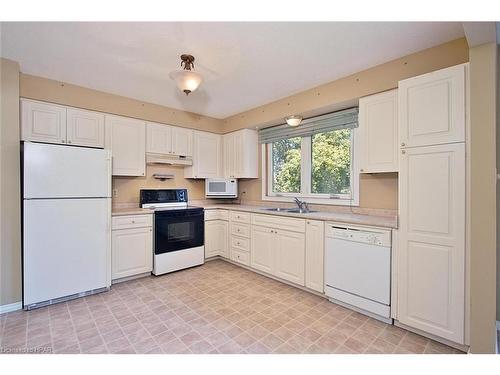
[262, 207, 317, 214]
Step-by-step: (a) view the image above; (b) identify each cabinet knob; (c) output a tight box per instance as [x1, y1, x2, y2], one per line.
[360, 168, 364, 172]
[401, 150, 406, 155]
[401, 142, 406, 147]
[68, 140, 72, 144]
[61, 140, 65, 143]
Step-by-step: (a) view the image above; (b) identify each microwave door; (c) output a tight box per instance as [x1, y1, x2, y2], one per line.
[208, 181, 227, 194]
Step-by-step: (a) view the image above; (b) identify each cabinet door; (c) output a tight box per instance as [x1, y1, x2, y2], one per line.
[172, 127, 193, 157]
[399, 64, 466, 148]
[112, 227, 153, 280]
[223, 129, 258, 179]
[105, 115, 146, 176]
[146, 122, 172, 154]
[219, 221, 229, 258]
[21, 99, 67, 144]
[251, 225, 275, 274]
[67, 108, 105, 148]
[305, 220, 324, 292]
[205, 220, 228, 258]
[185, 131, 222, 178]
[223, 133, 236, 178]
[275, 229, 305, 285]
[233, 131, 244, 177]
[398, 143, 465, 344]
[359, 89, 398, 173]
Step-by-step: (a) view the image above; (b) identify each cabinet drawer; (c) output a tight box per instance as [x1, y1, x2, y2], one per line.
[231, 236, 250, 251]
[231, 222, 250, 238]
[230, 210, 251, 224]
[231, 248, 250, 266]
[205, 209, 229, 221]
[112, 214, 152, 230]
[252, 213, 305, 233]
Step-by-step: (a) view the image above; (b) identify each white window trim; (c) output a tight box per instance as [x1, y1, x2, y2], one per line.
[261, 129, 360, 206]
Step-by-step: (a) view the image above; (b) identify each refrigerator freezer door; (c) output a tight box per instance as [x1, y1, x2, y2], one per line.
[23, 198, 111, 306]
[23, 142, 111, 199]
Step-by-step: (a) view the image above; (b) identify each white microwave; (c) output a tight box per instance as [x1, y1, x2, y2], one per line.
[205, 178, 238, 198]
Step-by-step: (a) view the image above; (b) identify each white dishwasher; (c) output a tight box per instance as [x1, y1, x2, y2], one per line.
[324, 223, 392, 322]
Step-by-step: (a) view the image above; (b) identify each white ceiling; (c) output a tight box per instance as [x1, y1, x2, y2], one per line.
[0, 22, 465, 119]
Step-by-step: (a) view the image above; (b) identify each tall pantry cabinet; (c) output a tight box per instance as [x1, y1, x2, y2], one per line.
[397, 64, 468, 345]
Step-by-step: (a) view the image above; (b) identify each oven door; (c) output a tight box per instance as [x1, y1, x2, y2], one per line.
[154, 209, 204, 254]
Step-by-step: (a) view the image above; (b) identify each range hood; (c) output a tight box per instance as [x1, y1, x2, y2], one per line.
[146, 153, 193, 166]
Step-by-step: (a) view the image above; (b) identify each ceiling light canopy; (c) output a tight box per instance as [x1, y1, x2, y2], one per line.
[285, 115, 303, 127]
[169, 54, 203, 96]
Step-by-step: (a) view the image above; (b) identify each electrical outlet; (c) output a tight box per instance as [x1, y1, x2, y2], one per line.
[112, 188, 118, 198]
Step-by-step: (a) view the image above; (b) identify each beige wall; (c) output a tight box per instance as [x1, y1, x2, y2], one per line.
[222, 38, 469, 133]
[113, 165, 205, 205]
[498, 44, 500, 322]
[469, 43, 497, 354]
[20, 74, 224, 133]
[235, 38, 469, 210]
[0, 58, 22, 306]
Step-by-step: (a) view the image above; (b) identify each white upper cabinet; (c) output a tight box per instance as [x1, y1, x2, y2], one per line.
[146, 122, 172, 155]
[66, 108, 105, 148]
[172, 127, 194, 157]
[399, 64, 466, 148]
[398, 143, 465, 344]
[146, 122, 193, 157]
[223, 129, 258, 178]
[22, 99, 105, 148]
[21, 99, 67, 145]
[105, 115, 146, 176]
[358, 89, 398, 173]
[184, 131, 222, 179]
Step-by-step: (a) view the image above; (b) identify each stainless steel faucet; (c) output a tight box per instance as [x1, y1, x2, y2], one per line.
[294, 197, 310, 213]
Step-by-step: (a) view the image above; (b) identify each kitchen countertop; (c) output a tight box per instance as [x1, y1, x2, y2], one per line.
[112, 203, 397, 228]
[111, 207, 154, 216]
[200, 204, 398, 229]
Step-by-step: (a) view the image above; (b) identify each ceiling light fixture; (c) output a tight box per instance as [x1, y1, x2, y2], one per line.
[169, 54, 203, 96]
[285, 115, 303, 127]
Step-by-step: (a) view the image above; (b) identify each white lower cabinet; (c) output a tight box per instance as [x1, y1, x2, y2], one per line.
[305, 220, 325, 293]
[250, 225, 275, 274]
[205, 220, 229, 259]
[111, 215, 153, 281]
[274, 229, 305, 285]
[251, 223, 305, 286]
[398, 143, 465, 344]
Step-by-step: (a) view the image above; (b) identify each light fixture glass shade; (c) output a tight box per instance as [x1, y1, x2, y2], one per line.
[285, 115, 303, 127]
[169, 70, 203, 95]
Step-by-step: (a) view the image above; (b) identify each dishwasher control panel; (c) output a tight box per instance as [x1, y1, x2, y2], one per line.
[325, 224, 391, 247]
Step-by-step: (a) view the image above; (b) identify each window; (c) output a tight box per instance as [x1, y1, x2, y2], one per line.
[264, 127, 358, 206]
[271, 137, 301, 194]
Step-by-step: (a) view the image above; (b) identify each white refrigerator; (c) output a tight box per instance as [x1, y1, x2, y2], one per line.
[23, 142, 112, 309]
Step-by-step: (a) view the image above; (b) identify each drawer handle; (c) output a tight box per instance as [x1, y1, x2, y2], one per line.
[237, 242, 240, 245]
[237, 229, 240, 232]
[131, 220, 135, 223]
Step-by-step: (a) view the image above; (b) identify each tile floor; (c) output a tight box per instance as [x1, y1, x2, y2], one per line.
[0, 260, 463, 354]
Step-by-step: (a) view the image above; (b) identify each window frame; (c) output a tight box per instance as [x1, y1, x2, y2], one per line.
[262, 128, 360, 206]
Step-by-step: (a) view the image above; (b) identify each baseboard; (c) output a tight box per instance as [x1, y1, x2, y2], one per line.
[0, 301, 22, 314]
